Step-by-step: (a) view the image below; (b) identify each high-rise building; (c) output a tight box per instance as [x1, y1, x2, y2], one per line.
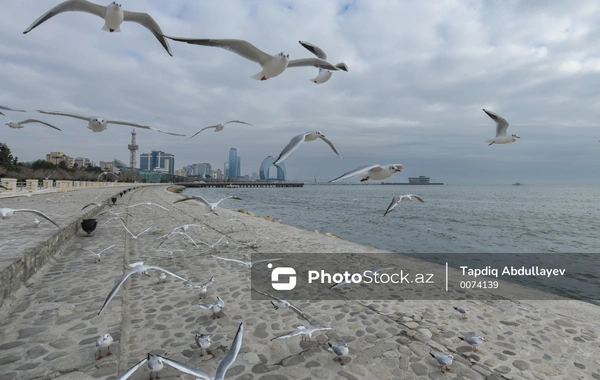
[228, 148, 242, 179]
[139, 150, 175, 174]
[46, 152, 74, 168]
[74, 157, 93, 168]
[224, 162, 229, 178]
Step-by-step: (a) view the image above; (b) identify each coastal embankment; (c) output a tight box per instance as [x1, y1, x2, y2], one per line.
[0, 185, 598, 379]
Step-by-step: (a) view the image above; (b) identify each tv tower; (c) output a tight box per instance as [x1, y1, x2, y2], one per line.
[128, 129, 138, 169]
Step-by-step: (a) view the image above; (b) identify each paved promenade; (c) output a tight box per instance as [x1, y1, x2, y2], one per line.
[0, 185, 598, 379]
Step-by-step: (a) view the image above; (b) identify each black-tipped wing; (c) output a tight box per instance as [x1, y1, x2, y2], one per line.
[215, 196, 243, 206]
[482, 109, 509, 137]
[123, 10, 172, 56]
[274, 133, 306, 164]
[329, 164, 381, 183]
[23, 0, 106, 34]
[114, 358, 148, 380]
[36, 110, 90, 121]
[0, 105, 29, 112]
[164, 38, 272, 66]
[299, 40, 327, 60]
[145, 265, 187, 282]
[223, 120, 252, 126]
[383, 196, 401, 216]
[287, 58, 340, 70]
[174, 196, 211, 208]
[17, 119, 62, 130]
[215, 323, 244, 380]
[158, 356, 211, 379]
[98, 266, 139, 314]
[318, 135, 342, 158]
[14, 209, 60, 228]
[187, 126, 215, 140]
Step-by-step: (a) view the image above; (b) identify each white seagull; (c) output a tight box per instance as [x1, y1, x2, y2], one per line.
[100, 215, 128, 227]
[85, 244, 116, 263]
[453, 306, 470, 319]
[156, 223, 202, 247]
[459, 336, 485, 352]
[299, 40, 348, 84]
[483, 109, 520, 146]
[98, 261, 187, 314]
[199, 236, 227, 249]
[95, 333, 113, 360]
[33, 110, 184, 135]
[328, 342, 349, 365]
[116, 323, 244, 380]
[127, 202, 169, 211]
[33, 218, 41, 228]
[157, 231, 198, 248]
[0, 208, 60, 228]
[198, 296, 225, 319]
[212, 255, 281, 269]
[174, 195, 242, 215]
[23, 0, 173, 56]
[187, 120, 253, 140]
[163, 37, 347, 81]
[195, 334, 213, 356]
[120, 222, 153, 239]
[383, 194, 424, 216]
[329, 164, 403, 183]
[430, 353, 453, 373]
[271, 325, 332, 342]
[274, 131, 342, 165]
[82, 202, 103, 210]
[184, 276, 215, 298]
[252, 289, 312, 323]
[0, 105, 28, 112]
[0, 111, 61, 131]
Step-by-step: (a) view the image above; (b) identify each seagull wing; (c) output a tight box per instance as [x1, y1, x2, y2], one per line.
[35, 110, 90, 121]
[318, 134, 342, 158]
[82, 203, 101, 210]
[17, 119, 62, 131]
[271, 329, 304, 341]
[187, 126, 216, 140]
[150, 203, 169, 211]
[0, 105, 29, 113]
[222, 120, 253, 126]
[274, 133, 306, 165]
[164, 37, 272, 66]
[122, 10, 172, 56]
[483, 109, 509, 137]
[215, 196, 243, 206]
[114, 358, 148, 380]
[98, 244, 116, 255]
[329, 164, 381, 183]
[174, 196, 211, 208]
[146, 127, 186, 136]
[251, 258, 282, 266]
[383, 196, 401, 216]
[145, 265, 188, 282]
[23, 0, 106, 34]
[202, 276, 215, 288]
[120, 222, 135, 238]
[0, 111, 7, 120]
[157, 356, 211, 379]
[214, 323, 244, 380]
[98, 265, 140, 314]
[410, 194, 425, 203]
[212, 255, 246, 266]
[287, 57, 340, 71]
[14, 209, 60, 228]
[299, 40, 327, 60]
[253, 289, 313, 324]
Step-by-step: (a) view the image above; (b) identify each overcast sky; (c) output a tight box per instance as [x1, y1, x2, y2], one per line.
[1, 0, 600, 184]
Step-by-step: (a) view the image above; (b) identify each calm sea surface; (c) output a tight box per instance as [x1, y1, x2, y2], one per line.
[184, 184, 600, 303]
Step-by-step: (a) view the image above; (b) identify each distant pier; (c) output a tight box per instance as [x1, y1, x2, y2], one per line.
[177, 181, 304, 188]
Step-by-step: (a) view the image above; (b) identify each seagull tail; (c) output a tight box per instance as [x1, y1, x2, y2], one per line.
[335, 62, 348, 72]
[309, 77, 320, 84]
[251, 71, 265, 80]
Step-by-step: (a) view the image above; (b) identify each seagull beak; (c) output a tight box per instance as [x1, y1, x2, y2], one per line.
[516, 135, 521, 139]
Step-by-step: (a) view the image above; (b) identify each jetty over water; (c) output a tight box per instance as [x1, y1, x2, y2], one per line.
[177, 181, 304, 188]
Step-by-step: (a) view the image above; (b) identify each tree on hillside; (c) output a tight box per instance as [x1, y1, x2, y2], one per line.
[0, 143, 16, 171]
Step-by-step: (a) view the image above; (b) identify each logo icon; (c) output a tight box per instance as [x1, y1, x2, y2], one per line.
[269, 263, 297, 290]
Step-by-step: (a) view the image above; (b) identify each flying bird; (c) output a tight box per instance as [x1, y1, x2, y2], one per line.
[252, 289, 312, 323]
[82, 202, 103, 210]
[212, 255, 281, 269]
[329, 164, 403, 183]
[120, 222, 153, 239]
[95, 333, 113, 360]
[187, 120, 253, 140]
[0, 105, 28, 112]
[174, 195, 242, 215]
[483, 109, 520, 145]
[298, 40, 348, 84]
[0, 111, 61, 131]
[383, 194, 424, 216]
[98, 261, 187, 314]
[85, 244, 116, 263]
[0, 208, 60, 228]
[162, 37, 347, 81]
[23, 0, 173, 56]
[127, 202, 169, 211]
[274, 131, 342, 165]
[430, 353, 453, 373]
[198, 296, 225, 319]
[271, 325, 332, 342]
[184, 276, 214, 298]
[33, 110, 184, 135]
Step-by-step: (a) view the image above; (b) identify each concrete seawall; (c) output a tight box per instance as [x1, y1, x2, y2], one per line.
[0, 185, 598, 379]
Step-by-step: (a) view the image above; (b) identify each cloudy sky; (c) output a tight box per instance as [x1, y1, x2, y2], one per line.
[2, 0, 600, 184]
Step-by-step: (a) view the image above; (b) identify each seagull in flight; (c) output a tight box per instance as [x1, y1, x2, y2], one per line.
[212, 255, 281, 269]
[199, 236, 227, 249]
[184, 276, 214, 298]
[198, 296, 225, 319]
[23, 0, 173, 56]
[156, 223, 202, 241]
[120, 222, 153, 239]
[98, 261, 187, 314]
[82, 202, 103, 210]
[85, 244, 116, 263]
[187, 120, 253, 140]
[252, 289, 312, 323]
[483, 109, 520, 146]
[383, 194, 424, 216]
[299, 40, 348, 84]
[329, 164, 403, 183]
[115, 323, 244, 379]
[174, 195, 242, 215]
[0, 208, 60, 228]
[127, 202, 169, 211]
[0, 111, 61, 131]
[32, 110, 184, 135]
[162, 37, 347, 81]
[271, 325, 332, 342]
[274, 131, 342, 165]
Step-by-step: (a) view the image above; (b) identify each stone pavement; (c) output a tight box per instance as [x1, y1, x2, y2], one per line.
[0, 185, 598, 379]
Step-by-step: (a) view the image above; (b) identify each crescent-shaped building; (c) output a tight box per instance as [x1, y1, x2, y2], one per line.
[259, 156, 286, 181]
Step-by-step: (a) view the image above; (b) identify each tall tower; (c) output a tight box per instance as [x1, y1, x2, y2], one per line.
[128, 129, 138, 169]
